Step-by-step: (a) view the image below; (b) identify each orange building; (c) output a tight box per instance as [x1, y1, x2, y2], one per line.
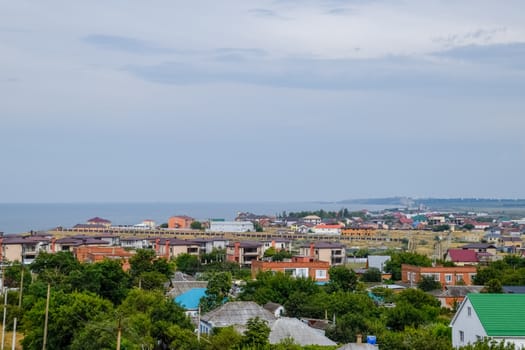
[168, 215, 194, 229]
[73, 246, 133, 271]
[401, 264, 477, 288]
[251, 256, 330, 282]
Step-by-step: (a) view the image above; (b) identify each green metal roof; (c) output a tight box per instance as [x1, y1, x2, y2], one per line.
[468, 293, 525, 336]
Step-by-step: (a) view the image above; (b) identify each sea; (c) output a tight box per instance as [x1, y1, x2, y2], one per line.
[0, 202, 392, 235]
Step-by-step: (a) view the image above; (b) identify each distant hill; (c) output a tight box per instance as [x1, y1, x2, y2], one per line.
[338, 197, 525, 210]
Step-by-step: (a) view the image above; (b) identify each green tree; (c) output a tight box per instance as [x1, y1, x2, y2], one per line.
[458, 338, 517, 349]
[418, 275, 442, 292]
[200, 272, 232, 313]
[22, 291, 114, 350]
[361, 267, 382, 282]
[175, 253, 201, 275]
[205, 326, 242, 350]
[191, 221, 203, 230]
[484, 279, 503, 293]
[384, 252, 432, 281]
[30, 251, 81, 286]
[326, 266, 358, 292]
[241, 317, 270, 348]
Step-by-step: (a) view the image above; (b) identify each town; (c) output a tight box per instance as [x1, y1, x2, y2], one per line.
[1, 206, 525, 349]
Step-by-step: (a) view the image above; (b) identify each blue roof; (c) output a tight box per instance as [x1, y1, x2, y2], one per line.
[174, 288, 207, 310]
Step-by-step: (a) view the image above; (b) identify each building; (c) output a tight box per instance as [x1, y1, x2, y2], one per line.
[402, 264, 477, 288]
[72, 246, 133, 270]
[251, 256, 330, 282]
[86, 217, 112, 228]
[208, 221, 255, 233]
[450, 294, 525, 348]
[269, 317, 337, 346]
[200, 301, 276, 335]
[302, 215, 322, 225]
[154, 238, 200, 259]
[226, 241, 263, 266]
[168, 215, 194, 229]
[262, 239, 292, 254]
[192, 238, 228, 255]
[298, 242, 347, 266]
[444, 249, 479, 266]
[0, 235, 51, 264]
[312, 224, 343, 235]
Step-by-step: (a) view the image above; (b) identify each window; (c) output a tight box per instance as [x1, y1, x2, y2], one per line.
[316, 270, 327, 279]
[445, 274, 452, 283]
[456, 274, 464, 282]
[467, 307, 471, 316]
[459, 331, 464, 342]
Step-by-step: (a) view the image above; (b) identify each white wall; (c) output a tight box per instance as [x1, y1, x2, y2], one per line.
[208, 221, 255, 232]
[451, 298, 487, 348]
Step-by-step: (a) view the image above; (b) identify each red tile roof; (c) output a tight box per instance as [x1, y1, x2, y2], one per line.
[447, 249, 479, 263]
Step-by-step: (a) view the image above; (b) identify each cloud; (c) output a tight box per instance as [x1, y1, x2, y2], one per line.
[82, 34, 179, 54]
[124, 54, 525, 94]
[432, 27, 508, 48]
[433, 42, 525, 70]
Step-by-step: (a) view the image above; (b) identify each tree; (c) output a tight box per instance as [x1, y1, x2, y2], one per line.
[241, 317, 270, 348]
[22, 291, 114, 350]
[433, 224, 450, 232]
[205, 326, 242, 350]
[418, 275, 442, 292]
[463, 223, 475, 231]
[30, 251, 81, 286]
[326, 266, 358, 292]
[484, 279, 503, 293]
[200, 272, 232, 313]
[190, 221, 203, 230]
[175, 253, 201, 275]
[384, 252, 432, 281]
[361, 268, 382, 282]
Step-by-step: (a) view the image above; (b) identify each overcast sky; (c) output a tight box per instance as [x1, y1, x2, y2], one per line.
[1, 0, 524, 203]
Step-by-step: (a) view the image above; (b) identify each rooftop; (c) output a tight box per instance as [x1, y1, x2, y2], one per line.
[467, 293, 525, 336]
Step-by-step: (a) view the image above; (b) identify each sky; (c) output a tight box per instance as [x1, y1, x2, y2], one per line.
[1, 0, 525, 203]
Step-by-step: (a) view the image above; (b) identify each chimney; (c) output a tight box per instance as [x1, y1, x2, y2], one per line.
[51, 237, 56, 253]
[271, 240, 276, 249]
[309, 242, 315, 258]
[165, 239, 170, 260]
[356, 334, 362, 344]
[155, 238, 160, 256]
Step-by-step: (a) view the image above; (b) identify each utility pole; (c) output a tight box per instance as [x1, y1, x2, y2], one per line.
[10, 318, 16, 350]
[1, 286, 7, 350]
[116, 316, 121, 350]
[18, 266, 24, 308]
[42, 283, 50, 350]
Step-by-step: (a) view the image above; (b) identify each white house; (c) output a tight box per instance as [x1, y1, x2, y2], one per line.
[312, 224, 343, 235]
[450, 293, 525, 348]
[207, 221, 255, 233]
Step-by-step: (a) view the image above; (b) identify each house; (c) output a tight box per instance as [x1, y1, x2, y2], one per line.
[54, 236, 109, 252]
[226, 241, 264, 266]
[0, 236, 51, 264]
[262, 239, 292, 253]
[498, 236, 523, 253]
[367, 255, 390, 273]
[298, 242, 347, 266]
[208, 221, 255, 233]
[154, 238, 200, 259]
[445, 249, 479, 266]
[251, 256, 330, 282]
[263, 302, 285, 318]
[86, 217, 112, 228]
[402, 264, 477, 288]
[450, 294, 525, 348]
[199, 301, 276, 335]
[192, 238, 228, 255]
[302, 215, 322, 225]
[269, 317, 337, 346]
[312, 224, 343, 235]
[433, 285, 484, 309]
[120, 237, 151, 250]
[168, 215, 194, 229]
[72, 246, 133, 270]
